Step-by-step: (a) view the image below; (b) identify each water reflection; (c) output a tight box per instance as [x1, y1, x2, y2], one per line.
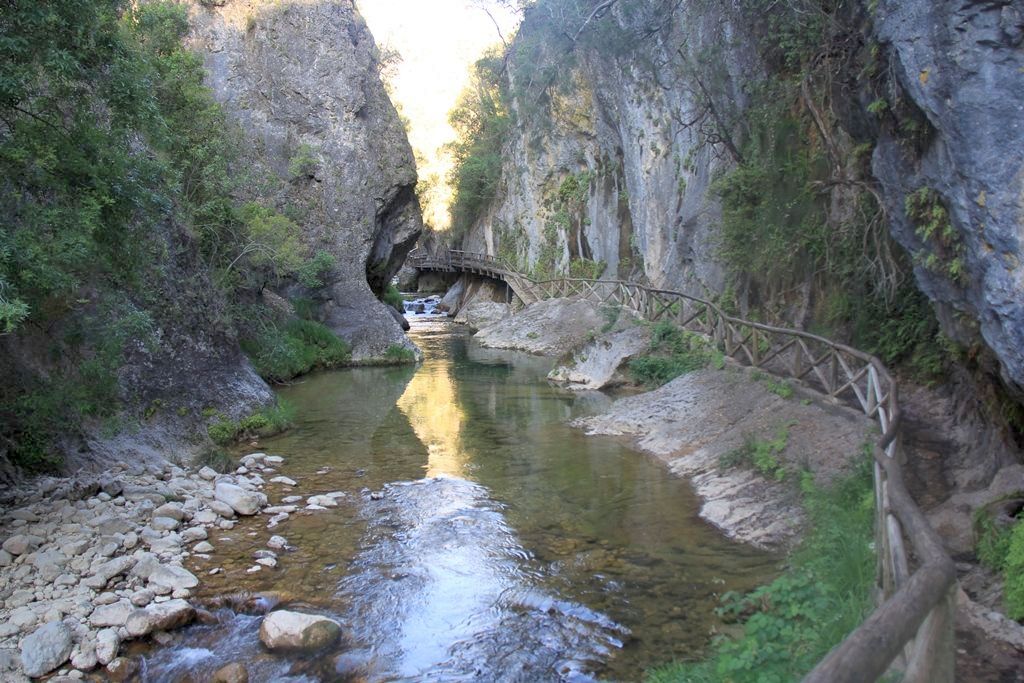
[143, 320, 776, 681]
[396, 351, 469, 478]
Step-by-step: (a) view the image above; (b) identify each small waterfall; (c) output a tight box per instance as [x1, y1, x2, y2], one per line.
[403, 295, 443, 318]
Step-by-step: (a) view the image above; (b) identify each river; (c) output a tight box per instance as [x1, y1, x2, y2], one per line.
[140, 318, 776, 681]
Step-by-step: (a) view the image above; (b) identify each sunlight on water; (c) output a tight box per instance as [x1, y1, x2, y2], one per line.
[140, 320, 777, 681]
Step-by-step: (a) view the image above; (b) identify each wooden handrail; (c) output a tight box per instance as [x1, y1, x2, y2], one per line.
[407, 249, 956, 682]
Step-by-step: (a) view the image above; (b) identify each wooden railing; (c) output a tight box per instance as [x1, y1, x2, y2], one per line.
[407, 249, 956, 682]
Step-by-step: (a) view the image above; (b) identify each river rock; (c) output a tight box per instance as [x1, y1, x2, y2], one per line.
[212, 662, 249, 683]
[152, 503, 185, 521]
[89, 600, 133, 627]
[269, 476, 297, 487]
[148, 564, 199, 591]
[84, 555, 136, 589]
[193, 541, 214, 554]
[20, 622, 73, 678]
[105, 656, 139, 682]
[181, 526, 207, 542]
[549, 324, 650, 390]
[214, 483, 263, 516]
[267, 535, 288, 550]
[258, 610, 341, 652]
[198, 466, 218, 480]
[2, 534, 43, 556]
[95, 629, 120, 666]
[150, 516, 180, 531]
[306, 495, 338, 508]
[125, 599, 195, 638]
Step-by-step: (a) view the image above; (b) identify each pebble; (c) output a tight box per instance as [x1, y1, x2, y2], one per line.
[0, 449, 301, 679]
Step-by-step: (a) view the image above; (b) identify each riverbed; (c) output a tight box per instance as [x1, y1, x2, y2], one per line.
[144, 319, 777, 681]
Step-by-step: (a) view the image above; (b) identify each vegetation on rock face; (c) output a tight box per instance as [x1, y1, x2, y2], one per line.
[0, 1, 348, 469]
[206, 400, 296, 447]
[241, 318, 351, 384]
[649, 453, 875, 682]
[447, 50, 510, 239]
[974, 501, 1024, 619]
[629, 322, 723, 386]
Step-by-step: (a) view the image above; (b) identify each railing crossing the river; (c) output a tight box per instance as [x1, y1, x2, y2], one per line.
[407, 248, 957, 683]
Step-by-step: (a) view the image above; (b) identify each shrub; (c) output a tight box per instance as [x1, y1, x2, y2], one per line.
[629, 323, 722, 386]
[1005, 522, 1024, 619]
[206, 400, 295, 446]
[242, 319, 351, 382]
[719, 424, 791, 480]
[383, 344, 416, 363]
[383, 284, 404, 311]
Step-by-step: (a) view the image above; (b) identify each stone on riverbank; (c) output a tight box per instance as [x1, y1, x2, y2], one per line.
[212, 662, 249, 683]
[548, 325, 650, 390]
[125, 599, 195, 638]
[474, 298, 610, 355]
[453, 301, 511, 331]
[214, 483, 265, 516]
[20, 622, 73, 678]
[258, 610, 341, 652]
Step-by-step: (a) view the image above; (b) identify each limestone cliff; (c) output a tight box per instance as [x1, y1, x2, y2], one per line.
[461, 0, 1023, 414]
[455, 0, 1023, 514]
[187, 0, 422, 360]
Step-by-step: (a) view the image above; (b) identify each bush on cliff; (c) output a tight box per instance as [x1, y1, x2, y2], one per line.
[242, 319, 351, 384]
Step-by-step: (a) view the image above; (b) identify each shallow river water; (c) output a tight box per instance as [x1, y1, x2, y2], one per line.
[142, 319, 777, 682]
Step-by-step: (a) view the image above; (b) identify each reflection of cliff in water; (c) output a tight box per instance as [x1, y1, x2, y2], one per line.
[396, 351, 469, 478]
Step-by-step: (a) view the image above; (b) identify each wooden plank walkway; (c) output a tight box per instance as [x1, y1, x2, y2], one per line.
[407, 248, 956, 683]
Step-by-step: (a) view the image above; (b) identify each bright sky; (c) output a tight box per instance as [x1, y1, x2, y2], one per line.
[358, 0, 520, 230]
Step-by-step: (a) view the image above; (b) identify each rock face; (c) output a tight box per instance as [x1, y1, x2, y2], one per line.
[453, 301, 511, 331]
[474, 298, 608, 355]
[258, 610, 341, 651]
[870, 0, 1024, 394]
[187, 0, 423, 361]
[548, 325, 651, 391]
[574, 367, 873, 548]
[20, 622, 73, 678]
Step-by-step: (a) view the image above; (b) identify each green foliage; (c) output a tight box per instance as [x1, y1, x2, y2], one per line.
[287, 143, 319, 180]
[754, 373, 794, 399]
[447, 52, 509, 237]
[296, 250, 336, 289]
[975, 507, 1015, 572]
[206, 400, 295, 446]
[713, 82, 832, 294]
[568, 258, 606, 279]
[629, 323, 722, 386]
[196, 447, 234, 473]
[1005, 521, 1024, 619]
[383, 344, 416, 363]
[242, 319, 351, 383]
[973, 500, 1024, 618]
[867, 98, 889, 116]
[382, 284, 404, 311]
[905, 187, 966, 284]
[649, 456, 875, 682]
[719, 424, 791, 480]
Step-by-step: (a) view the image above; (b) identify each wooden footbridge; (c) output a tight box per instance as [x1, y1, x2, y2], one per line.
[408, 248, 956, 683]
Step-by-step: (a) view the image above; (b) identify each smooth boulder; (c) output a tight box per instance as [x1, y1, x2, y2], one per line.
[214, 482, 264, 516]
[125, 599, 195, 638]
[20, 622, 73, 678]
[258, 610, 341, 652]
